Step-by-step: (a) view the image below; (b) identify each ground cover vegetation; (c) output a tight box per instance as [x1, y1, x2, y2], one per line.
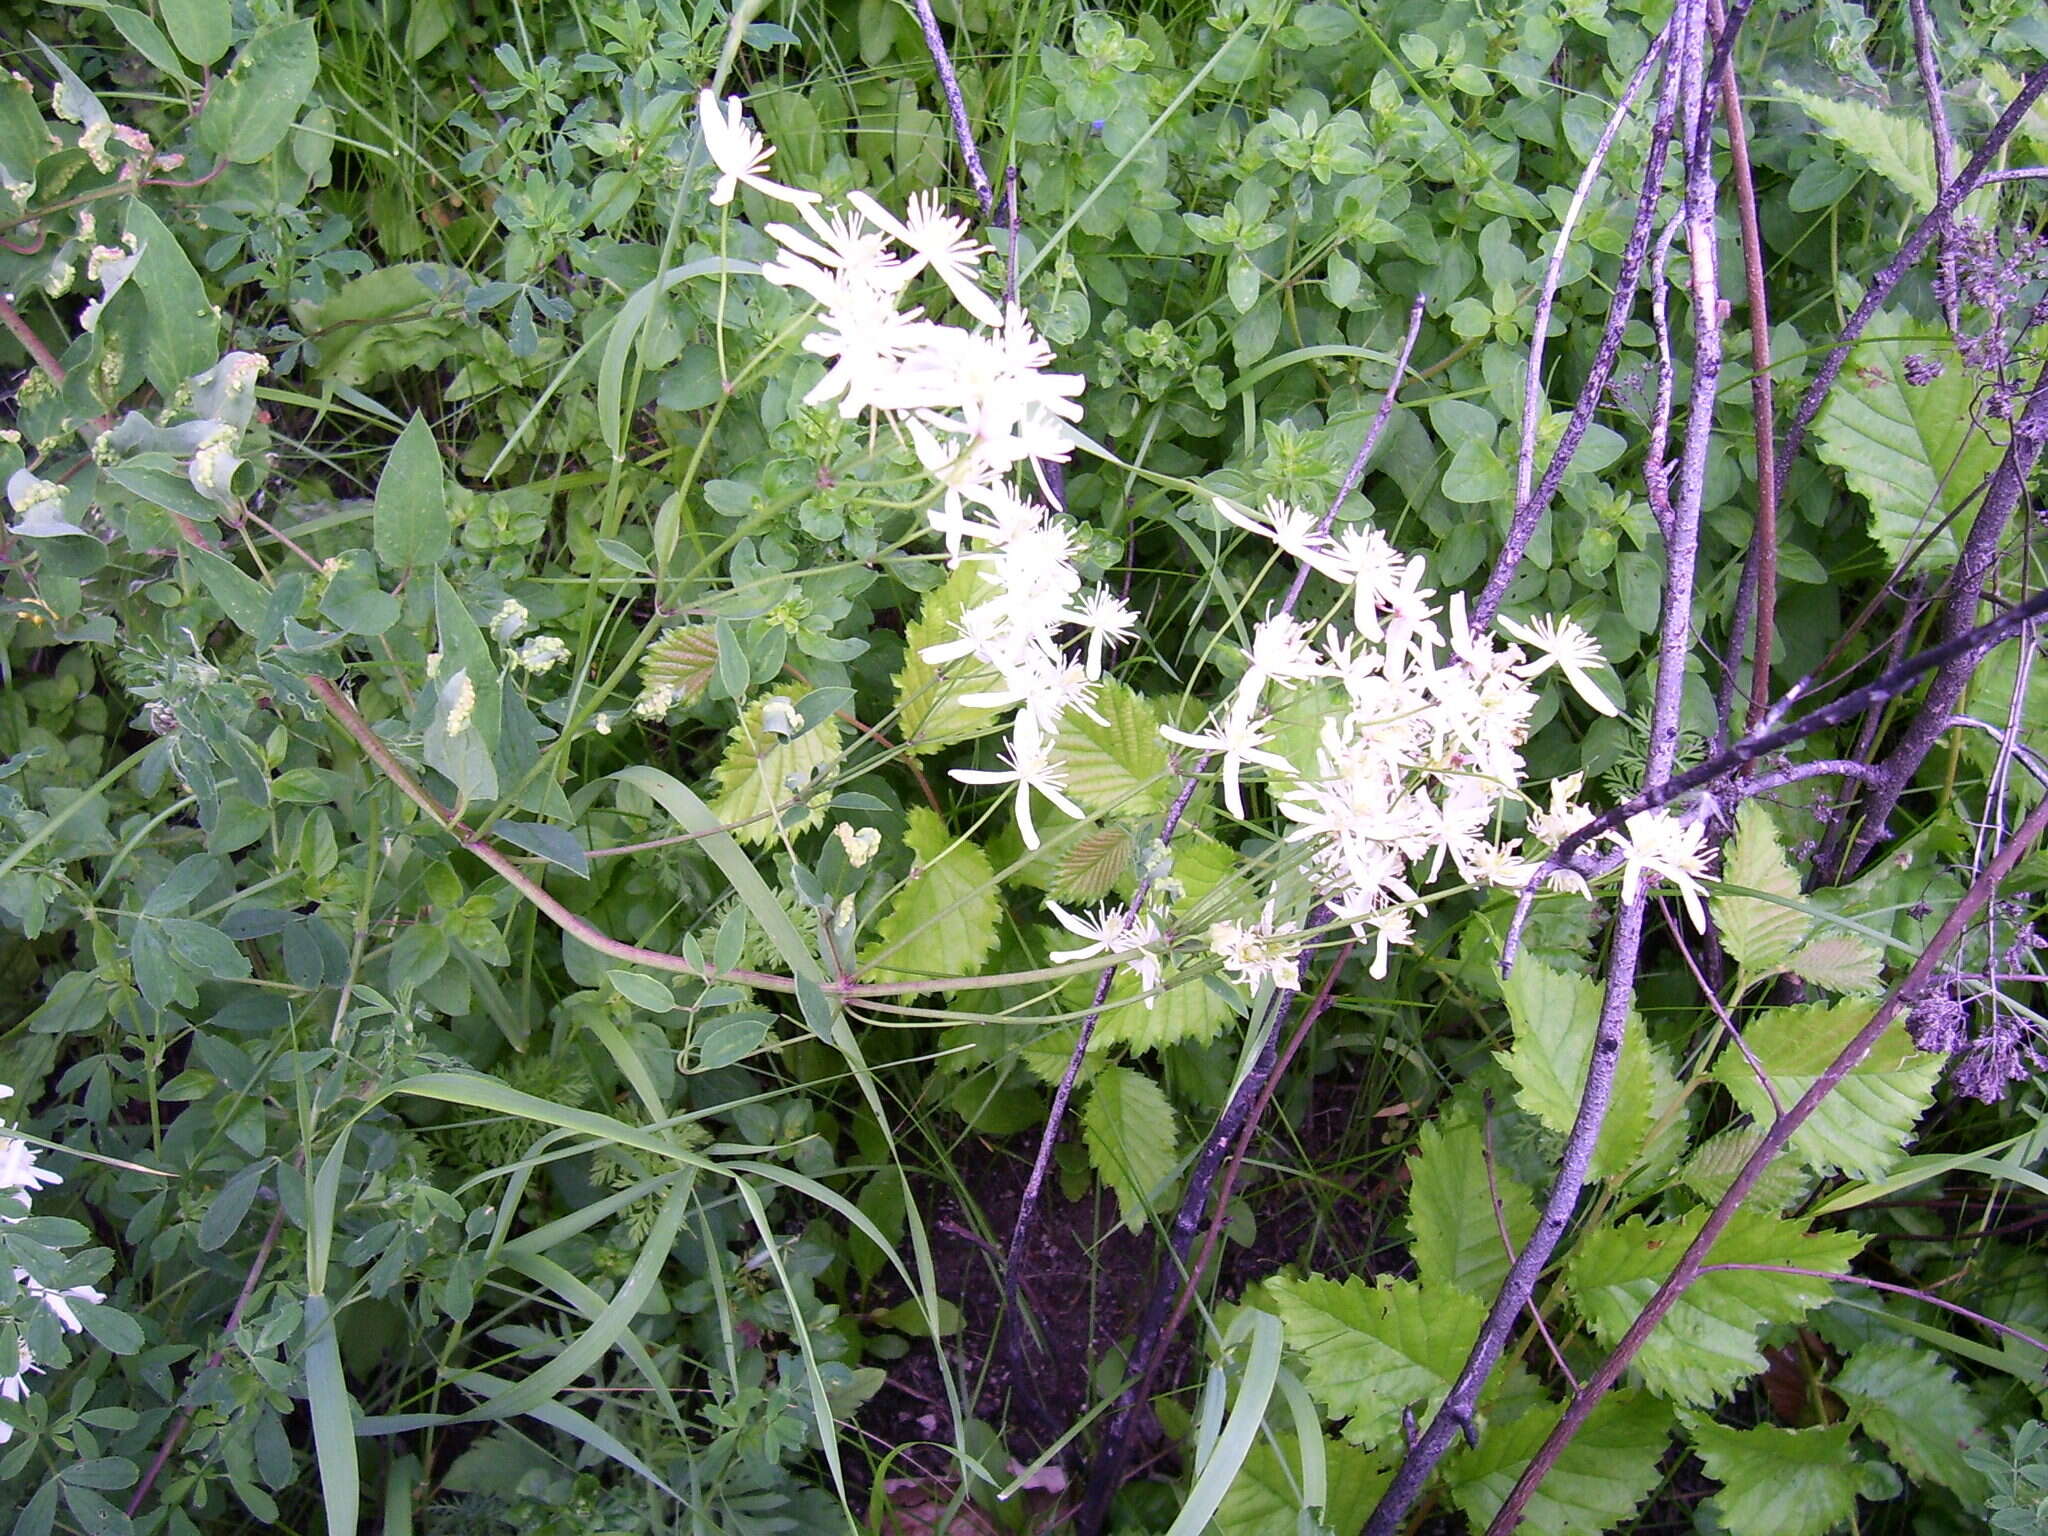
[1, 0, 2046, 1530]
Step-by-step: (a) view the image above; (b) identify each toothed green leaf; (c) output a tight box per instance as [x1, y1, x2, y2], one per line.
[861, 807, 1000, 992]
[1270, 1274, 1487, 1445]
[1082, 1063, 1179, 1232]
[1446, 1391, 1673, 1536]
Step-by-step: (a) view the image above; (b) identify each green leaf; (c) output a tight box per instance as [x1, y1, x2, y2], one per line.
[1077, 963, 1236, 1055]
[123, 200, 218, 397]
[1212, 1432, 1391, 1536]
[1711, 1001, 1942, 1181]
[372, 412, 450, 571]
[1810, 310, 2005, 571]
[1270, 1274, 1487, 1445]
[639, 626, 720, 707]
[1082, 1064, 1179, 1232]
[1682, 1412, 1888, 1536]
[1445, 1391, 1672, 1536]
[1833, 1340, 1992, 1499]
[190, 552, 273, 640]
[93, 7, 190, 84]
[302, 1295, 361, 1536]
[1679, 1126, 1813, 1212]
[1776, 82, 1938, 211]
[1053, 680, 1170, 817]
[861, 807, 999, 991]
[1565, 1209, 1866, 1407]
[159, 0, 230, 66]
[423, 669, 498, 805]
[893, 566, 1003, 755]
[709, 693, 841, 845]
[197, 20, 319, 163]
[1405, 1105, 1537, 1299]
[434, 574, 499, 753]
[196, 1158, 270, 1252]
[158, 916, 251, 980]
[494, 821, 589, 878]
[1714, 802, 1808, 974]
[1495, 957, 1652, 1179]
[1784, 933, 1884, 995]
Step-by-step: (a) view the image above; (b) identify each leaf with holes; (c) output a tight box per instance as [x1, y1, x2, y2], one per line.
[1445, 1391, 1672, 1536]
[1810, 310, 2004, 572]
[861, 808, 999, 992]
[1053, 681, 1171, 817]
[1082, 1064, 1179, 1232]
[1270, 1274, 1487, 1446]
[1711, 1001, 1941, 1181]
[1565, 1209, 1866, 1407]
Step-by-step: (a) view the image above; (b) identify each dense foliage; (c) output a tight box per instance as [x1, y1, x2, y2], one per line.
[1, 0, 2046, 1533]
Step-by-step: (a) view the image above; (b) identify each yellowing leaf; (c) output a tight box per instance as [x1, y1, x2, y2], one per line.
[1711, 1001, 1941, 1181]
[710, 694, 841, 845]
[1082, 1064, 1179, 1232]
[861, 807, 1001, 992]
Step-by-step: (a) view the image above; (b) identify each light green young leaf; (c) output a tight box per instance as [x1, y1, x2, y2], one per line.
[1809, 310, 2005, 571]
[1565, 1208, 1866, 1407]
[1269, 1274, 1487, 1445]
[1054, 680, 1171, 817]
[373, 412, 451, 570]
[861, 807, 999, 990]
[1775, 82, 1938, 211]
[1711, 1001, 1942, 1181]
[892, 566, 1003, 755]
[1071, 963, 1235, 1055]
[1405, 1107, 1537, 1299]
[1784, 932, 1884, 995]
[1833, 1340, 1992, 1500]
[1682, 1413, 1892, 1536]
[1082, 1064, 1180, 1232]
[710, 693, 841, 845]
[1445, 1391, 1672, 1536]
[1212, 1432, 1391, 1536]
[1496, 957, 1651, 1179]
[1713, 801, 1808, 974]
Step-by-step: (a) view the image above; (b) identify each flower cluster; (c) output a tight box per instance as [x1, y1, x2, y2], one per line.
[0, 1087, 107, 1444]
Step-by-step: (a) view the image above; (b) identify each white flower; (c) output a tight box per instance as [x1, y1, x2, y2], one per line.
[1207, 903, 1307, 993]
[16, 1269, 103, 1333]
[1047, 902, 1165, 1002]
[1527, 772, 1592, 848]
[0, 1136, 61, 1199]
[1211, 495, 1350, 580]
[1159, 712, 1293, 819]
[847, 189, 1002, 326]
[512, 635, 570, 674]
[1608, 810, 1716, 930]
[949, 716, 1084, 849]
[1496, 612, 1620, 716]
[1066, 586, 1139, 678]
[696, 91, 818, 207]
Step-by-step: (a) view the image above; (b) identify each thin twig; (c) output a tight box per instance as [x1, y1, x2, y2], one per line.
[1487, 789, 2048, 1532]
[0, 295, 64, 383]
[909, 0, 993, 220]
[1905, 0, 1963, 339]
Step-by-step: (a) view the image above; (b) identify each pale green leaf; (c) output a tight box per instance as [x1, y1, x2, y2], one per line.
[1683, 1413, 1883, 1536]
[1714, 802, 1808, 974]
[1566, 1209, 1866, 1407]
[1711, 1001, 1942, 1181]
[639, 625, 719, 707]
[1054, 680, 1171, 817]
[893, 567, 1002, 755]
[160, 0, 231, 66]
[1776, 82, 1939, 211]
[423, 670, 497, 805]
[197, 20, 319, 163]
[1405, 1106, 1536, 1299]
[1833, 1340, 1992, 1499]
[1068, 962, 1236, 1055]
[1445, 1391, 1672, 1536]
[1270, 1274, 1487, 1445]
[861, 807, 999, 991]
[1785, 932, 1885, 995]
[373, 412, 451, 570]
[1082, 1064, 1180, 1232]
[1809, 310, 2006, 571]
[1212, 1432, 1391, 1536]
[1496, 957, 1651, 1179]
[710, 693, 841, 845]
[434, 573, 500, 753]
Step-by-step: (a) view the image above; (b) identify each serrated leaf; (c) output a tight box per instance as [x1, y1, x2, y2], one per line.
[373, 412, 450, 570]
[1833, 1340, 1991, 1500]
[1270, 1274, 1487, 1445]
[1711, 1001, 1941, 1181]
[710, 693, 841, 845]
[1810, 310, 2005, 572]
[1785, 932, 1884, 994]
[1714, 802, 1809, 974]
[1682, 1413, 1885, 1536]
[1213, 1432, 1392, 1536]
[640, 626, 719, 707]
[1068, 962, 1235, 1055]
[861, 807, 999, 991]
[893, 567, 1002, 754]
[1776, 82, 1938, 211]
[1565, 1209, 1866, 1407]
[1082, 1064, 1179, 1232]
[1050, 823, 1134, 903]
[1495, 957, 1651, 1179]
[1445, 1391, 1672, 1536]
[1405, 1107, 1537, 1299]
[1053, 681, 1171, 817]
[1680, 1126, 1813, 1212]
